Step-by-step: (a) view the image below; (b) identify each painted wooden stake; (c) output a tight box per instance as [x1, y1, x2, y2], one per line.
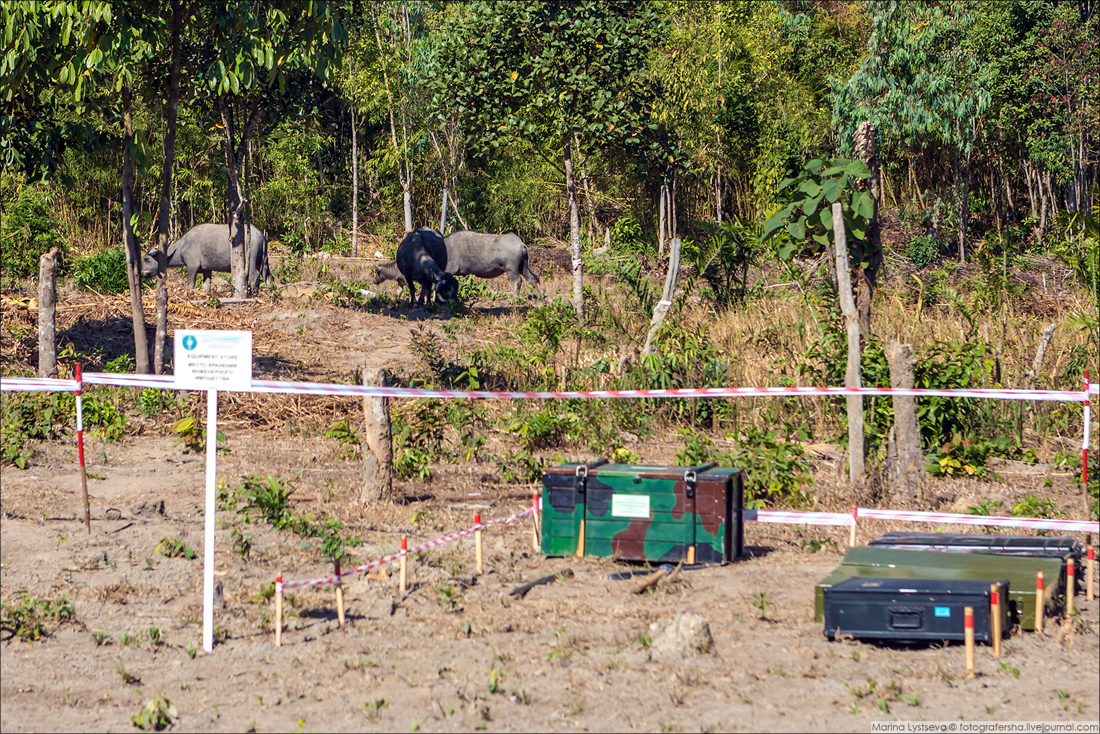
[1066, 558, 1075, 615]
[75, 363, 91, 535]
[576, 519, 586, 558]
[964, 606, 975, 679]
[531, 491, 540, 552]
[849, 506, 858, 547]
[399, 536, 408, 596]
[475, 514, 483, 575]
[334, 561, 345, 627]
[990, 584, 1002, 657]
[1035, 571, 1045, 634]
[274, 573, 283, 647]
[1087, 547, 1095, 602]
[687, 545, 695, 565]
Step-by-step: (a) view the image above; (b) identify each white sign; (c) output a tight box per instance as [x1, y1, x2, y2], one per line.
[174, 330, 253, 391]
[611, 494, 651, 519]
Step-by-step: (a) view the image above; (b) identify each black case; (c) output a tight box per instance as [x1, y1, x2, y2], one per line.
[824, 577, 1010, 643]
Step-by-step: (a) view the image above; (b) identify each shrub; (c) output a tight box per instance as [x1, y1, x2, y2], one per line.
[0, 174, 66, 282]
[73, 248, 132, 294]
[906, 234, 943, 267]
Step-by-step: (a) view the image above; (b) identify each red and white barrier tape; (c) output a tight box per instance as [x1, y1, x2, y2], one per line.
[281, 507, 533, 591]
[3, 372, 1093, 403]
[747, 507, 1098, 533]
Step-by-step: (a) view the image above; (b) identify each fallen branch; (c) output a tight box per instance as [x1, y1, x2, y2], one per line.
[508, 568, 574, 599]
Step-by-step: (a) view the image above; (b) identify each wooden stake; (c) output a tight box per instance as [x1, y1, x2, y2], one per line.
[964, 606, 975, 679]
[1035, 571, 1045, 634]
[474, 514, 483, 575]
[686, 545, 695, 565]
[1087, 547, 1095, 602]
[576, 519, 586, 558]
[990, 584, 1002, 657]
[334, 561, 345, 627]
[274, 573, 283, 647]
[531, 491, 540, 552]
[399, 536, 407, 596]
[1066, 558, 1075, 615]
[849, 506, 858, 547]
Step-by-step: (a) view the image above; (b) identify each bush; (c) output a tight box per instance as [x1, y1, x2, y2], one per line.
[73, 248, 132, 294]
[906, 233, 943, 267]
[0, 174, 66, 282]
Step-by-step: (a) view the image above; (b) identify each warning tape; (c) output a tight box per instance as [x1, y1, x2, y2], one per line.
[281, 507, 533, 591]
[1, 372, 1092, 403]
[748, 508, 1098, 533]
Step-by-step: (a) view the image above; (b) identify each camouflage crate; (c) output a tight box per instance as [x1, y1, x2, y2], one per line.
[541, 461, 744, 564]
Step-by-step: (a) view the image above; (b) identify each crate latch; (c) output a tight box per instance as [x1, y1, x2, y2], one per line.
[684, 462, 716, 499]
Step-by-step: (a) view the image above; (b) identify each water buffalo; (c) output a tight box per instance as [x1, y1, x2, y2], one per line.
[443, 230, 541, 298]
[395, 227, 459, 306]
[140, 223, 271, 292]
[375, 230, 541, 299]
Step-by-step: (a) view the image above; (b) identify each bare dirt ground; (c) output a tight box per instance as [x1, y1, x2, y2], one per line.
[2, 263, 1099, 733]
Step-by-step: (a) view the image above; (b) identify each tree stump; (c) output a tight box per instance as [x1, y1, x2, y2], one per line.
[37, 247, 59, 378]
[361, 367, 393, 503]
[886, 341, 923, 503]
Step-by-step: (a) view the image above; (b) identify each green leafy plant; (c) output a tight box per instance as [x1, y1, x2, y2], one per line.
[130, 695, 177, 731]
[967, 500, 1002, 516]
[325, 420, 361, 460]
[91, 630, 113, 646]
[0, 592, 75, 641]
[1011, 495, 1065, 520]
[498, 450, 544, 484]
[155, 537, 196, 561]
[751, 590, 772, 620]
[171, 416, 224, 454]
[73, 248, 131, 294]
[364, 698, 388, 722]
[487, 668, 503, 694]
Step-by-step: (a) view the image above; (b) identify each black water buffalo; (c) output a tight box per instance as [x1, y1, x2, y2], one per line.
[376, 229, 541, 299]
[395, 227, 459, 306]
[140, 223, 270, 292]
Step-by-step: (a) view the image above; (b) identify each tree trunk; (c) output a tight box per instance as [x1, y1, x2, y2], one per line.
[361, 367, 393, 503]
[351, 106, 358, 257]
[122, 83, 151, 373]
[155, 0, 183, 374]
[219, 98, 261, 298]
[563, 136, 583, 319]
[657, 183, 667, 257]
[439, 183, 448, 234]
[854, 122, 881, 341]
[642, 238, 681, 358]
[37, 247, 58, 378]
[833, 202, 863, 491]
[373, 9, 413, 235]
[885, 342, 923, 504]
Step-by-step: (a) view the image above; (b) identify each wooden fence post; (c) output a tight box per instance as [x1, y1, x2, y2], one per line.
[361, 367, 393, 503]
[38, 247, 59, 378]
[832, 204, 863, 490]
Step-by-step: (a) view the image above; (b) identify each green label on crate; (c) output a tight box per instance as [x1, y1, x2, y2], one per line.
[611, 494, 650, 519]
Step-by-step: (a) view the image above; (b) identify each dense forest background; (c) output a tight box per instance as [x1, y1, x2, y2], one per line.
[2, 0, 1096, 281]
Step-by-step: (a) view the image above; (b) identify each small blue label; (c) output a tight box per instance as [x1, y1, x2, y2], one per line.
[934, 606, 951, 618]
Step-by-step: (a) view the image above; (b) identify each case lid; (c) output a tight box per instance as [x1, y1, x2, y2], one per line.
[827, 577, 1006, 596]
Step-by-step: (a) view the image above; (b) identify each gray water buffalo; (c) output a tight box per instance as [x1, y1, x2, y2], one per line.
[395, 227, 459, 306]
[376, 230, 541, 298]
[372, 261, 407, 289]
[141, 223, 271, 292]
[443, 230, 541, 297]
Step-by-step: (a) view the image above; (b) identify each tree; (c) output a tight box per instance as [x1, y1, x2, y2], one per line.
[833, 0, 990, 262]
[192, 1, 347, 297]
[424, 0, 665, 318]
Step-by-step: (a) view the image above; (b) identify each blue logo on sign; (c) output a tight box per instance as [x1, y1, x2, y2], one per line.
[934, 607, 950, 617]
[182, 335, 197, 350]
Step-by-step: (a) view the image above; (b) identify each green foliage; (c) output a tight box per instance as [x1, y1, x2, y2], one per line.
[688, 219, 758, 305]
[156, 536, 196, 561]
[751, 590, 771, 620]
[967, 500, 1002, 516]
[498, 450, 544, 485]
[0, 174, 66, 282]
[905, 234, 943, 268]
[234, 475, 295, 530]
[171, 415, 224, 454]
[1, 391, 73, 468]
[130, 695, 177, 731]
[0, 592, 75, 642]
[83, 394, 127, 441]
[1010, 495, 1065, 520]
[325, 419, 361, 460]
[762, 156, 873, 260]
[73, 247, 131, 294]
